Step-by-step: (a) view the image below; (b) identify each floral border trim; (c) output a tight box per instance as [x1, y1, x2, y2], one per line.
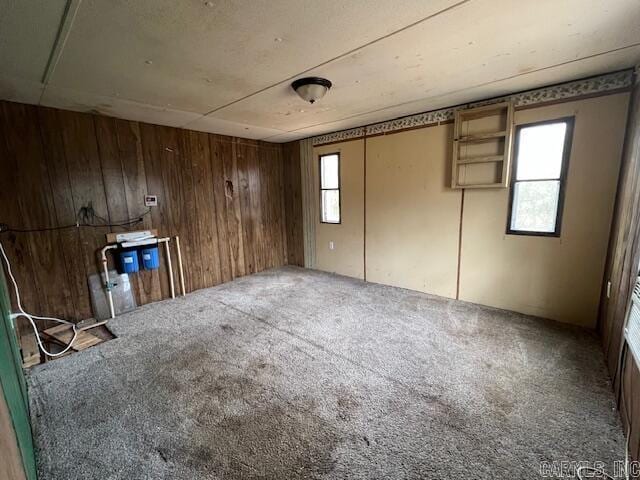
[312, 70, 633, 145]
[312, 127, 366, 146]
[366, 107, 455, 137]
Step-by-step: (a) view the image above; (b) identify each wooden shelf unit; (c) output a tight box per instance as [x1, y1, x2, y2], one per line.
[456, 155, 504, 165]
[451, 102, 514, 189]
[458, 131, 507, 142]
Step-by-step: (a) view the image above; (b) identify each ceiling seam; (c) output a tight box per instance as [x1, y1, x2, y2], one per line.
[35, 79, 291, 135]
[263, 42, 640, 140]
[39, 0, 82, 104]
[180, 0, 472, 129]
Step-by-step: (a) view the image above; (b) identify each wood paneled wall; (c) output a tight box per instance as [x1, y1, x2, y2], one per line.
[282, 141, 304, 267]
[0, 101, 303, 336]
[599, 79, 640, 460]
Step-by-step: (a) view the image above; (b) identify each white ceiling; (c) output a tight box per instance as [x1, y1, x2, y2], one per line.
[1, 0, 639, 142]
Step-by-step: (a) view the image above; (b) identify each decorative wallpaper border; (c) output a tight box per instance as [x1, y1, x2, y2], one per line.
[312, 127, 366, 146]
[312, 69, 633, 145]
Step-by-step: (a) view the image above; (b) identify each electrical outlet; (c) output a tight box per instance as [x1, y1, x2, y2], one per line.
[329, 241, 334, 250]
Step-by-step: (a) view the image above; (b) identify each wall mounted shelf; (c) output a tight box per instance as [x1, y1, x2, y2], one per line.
[451, 102, 514, 189]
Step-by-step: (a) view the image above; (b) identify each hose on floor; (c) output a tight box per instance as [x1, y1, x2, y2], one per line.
[0, 241, 78, 357]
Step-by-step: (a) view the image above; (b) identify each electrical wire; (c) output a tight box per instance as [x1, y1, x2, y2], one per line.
[0, 205, 151, 356]
[0, 208, 151, 234]
[0, 241, 78, 357]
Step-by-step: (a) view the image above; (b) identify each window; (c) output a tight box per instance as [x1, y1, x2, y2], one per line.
[319, 153, 340, 223]
[507, 117, 573, 236]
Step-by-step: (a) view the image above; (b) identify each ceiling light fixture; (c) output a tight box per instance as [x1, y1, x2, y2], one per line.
[291, 77, 332, 104]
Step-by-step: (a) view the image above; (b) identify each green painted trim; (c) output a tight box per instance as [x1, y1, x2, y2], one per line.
[0, 267, 37, 480]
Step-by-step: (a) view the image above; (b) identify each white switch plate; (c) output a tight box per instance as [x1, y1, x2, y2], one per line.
[144, 194, 158, 207]
[329, 241, 334, 250]
[607, 280, 612, 299]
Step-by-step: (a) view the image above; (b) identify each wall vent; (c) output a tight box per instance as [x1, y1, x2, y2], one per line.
[624, 276, 640, 367]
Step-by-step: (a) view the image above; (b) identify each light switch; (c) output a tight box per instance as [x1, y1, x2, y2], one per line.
[329, 241, 334, 250]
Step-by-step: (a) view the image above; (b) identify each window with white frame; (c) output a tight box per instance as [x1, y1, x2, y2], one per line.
[507, 118, 573, 236]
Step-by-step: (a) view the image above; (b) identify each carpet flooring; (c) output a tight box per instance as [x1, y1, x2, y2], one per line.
[28, 266, 625, 479]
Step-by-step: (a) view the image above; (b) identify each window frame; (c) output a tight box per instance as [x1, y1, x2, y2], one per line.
[319, 152, 342, 224]
[506, 116, 574, 237]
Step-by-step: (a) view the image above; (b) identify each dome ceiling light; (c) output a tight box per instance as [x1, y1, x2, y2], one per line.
[291, 77, 332, 104]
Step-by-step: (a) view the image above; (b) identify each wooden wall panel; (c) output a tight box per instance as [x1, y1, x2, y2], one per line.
[171, 128, 202, 293]
[8, 104, 75, 324]
[599, 80, 640, 463]
[37, 108, 92, 321]
[95, 116, 136, 299]
[0, 100, 304, 339]
[236, 141, 257, 275]
[95, 117, 163, 306]
[139, 123, 172, 300]
[269, 144, 287, 269]
[0, 106, 45, 330]
[188, 130, 222, 288]
[226, 139, 247, 278]
[209, 135, 234, 283]
[58, 109, 111, 317]
[116, 119, 162, 305]
[282, 141, 304, 267]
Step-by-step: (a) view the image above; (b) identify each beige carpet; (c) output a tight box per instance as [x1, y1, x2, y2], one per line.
[28, 267, 625, 479]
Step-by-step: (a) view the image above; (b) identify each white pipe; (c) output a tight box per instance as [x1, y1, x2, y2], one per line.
[175, 236, 186, 296]
[100, 244, 118, 319]
[102, 237, 175, 318]
[164, 240, 175, 299]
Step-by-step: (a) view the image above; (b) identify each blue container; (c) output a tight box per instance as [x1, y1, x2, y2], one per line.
[118, 249, 139, 274]
[140, 246, 160, 270]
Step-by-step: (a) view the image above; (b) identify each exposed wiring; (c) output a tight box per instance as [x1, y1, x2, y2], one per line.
[0, 204, 151, 356]
[0, 241, 78, 357]
[0, 206, 151, 234]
